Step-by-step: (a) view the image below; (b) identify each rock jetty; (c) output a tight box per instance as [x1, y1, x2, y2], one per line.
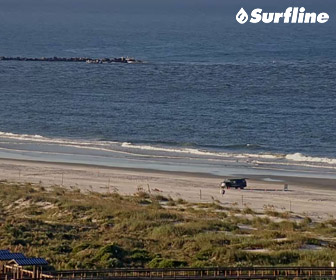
[0, 56, 142, 64]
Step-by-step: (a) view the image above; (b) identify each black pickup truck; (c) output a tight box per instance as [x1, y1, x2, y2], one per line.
[221, 178, 247, 189]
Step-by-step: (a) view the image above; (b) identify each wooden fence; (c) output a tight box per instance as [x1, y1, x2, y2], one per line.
[3, 266, 336, 280]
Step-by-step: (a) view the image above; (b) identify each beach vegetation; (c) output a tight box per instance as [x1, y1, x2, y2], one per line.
[0, 181, 336, 269]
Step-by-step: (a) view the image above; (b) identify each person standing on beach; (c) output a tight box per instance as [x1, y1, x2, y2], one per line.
[220, 182, 226, 196]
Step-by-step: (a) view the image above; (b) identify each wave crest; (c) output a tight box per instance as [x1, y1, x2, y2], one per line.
[286, 153, 336, 165]
[1, 131, 336, 168]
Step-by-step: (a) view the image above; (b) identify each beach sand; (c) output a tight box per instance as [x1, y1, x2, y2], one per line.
[0, 158, 335, 220]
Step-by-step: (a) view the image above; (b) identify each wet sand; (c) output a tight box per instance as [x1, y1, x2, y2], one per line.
[0, 158, 335, 220]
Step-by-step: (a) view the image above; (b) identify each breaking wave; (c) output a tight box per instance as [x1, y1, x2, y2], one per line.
[0, 131, 118, 147]
[285, 153, 336, 165]
[121, 142, 336, 167]
[0, 131, 44, 139]
[1, 131, 336, 168]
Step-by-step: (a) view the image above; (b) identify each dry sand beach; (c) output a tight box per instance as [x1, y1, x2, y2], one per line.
[1, 158, 335, 220]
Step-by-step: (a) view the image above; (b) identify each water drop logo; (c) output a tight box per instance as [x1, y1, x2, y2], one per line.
[236, 8, 248, 24]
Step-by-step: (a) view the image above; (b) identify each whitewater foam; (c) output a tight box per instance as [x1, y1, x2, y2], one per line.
[0, 131, 117, 147]
[286, 153, 336, 165]
[121, 142, 232, 157]
[0, 131, 44, 139]
[1, 131, 336, 170]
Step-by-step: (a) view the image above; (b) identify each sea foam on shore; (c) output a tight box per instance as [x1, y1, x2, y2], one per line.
[1, 131, 336, 180]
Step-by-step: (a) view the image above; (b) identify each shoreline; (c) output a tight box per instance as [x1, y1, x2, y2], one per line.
[1, 132, 336, 181]
[1, 157, 336, 220]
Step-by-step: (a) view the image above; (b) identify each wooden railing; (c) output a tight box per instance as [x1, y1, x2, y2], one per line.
[41, 267, 336, 280]
[3, 266, 336, 280]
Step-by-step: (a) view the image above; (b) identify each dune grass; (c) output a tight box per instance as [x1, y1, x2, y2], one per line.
[0, 180, 335, 269]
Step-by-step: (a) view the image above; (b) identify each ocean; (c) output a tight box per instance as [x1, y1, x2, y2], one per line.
[0, 0, 336, 178]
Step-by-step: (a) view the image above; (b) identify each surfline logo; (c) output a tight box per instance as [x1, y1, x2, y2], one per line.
[236, 7, 329, 24]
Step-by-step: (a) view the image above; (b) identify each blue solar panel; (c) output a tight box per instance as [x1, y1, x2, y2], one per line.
[0, 250, 47, 266]
[14, 258, 48, 266]
[0, 250, 10, 255]
[0, 253, 26, 260]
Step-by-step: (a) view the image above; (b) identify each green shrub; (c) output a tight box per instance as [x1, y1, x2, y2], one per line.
[148, 257, 187, 268]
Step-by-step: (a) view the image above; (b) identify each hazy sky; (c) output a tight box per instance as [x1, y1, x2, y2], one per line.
[0, 0, 334, 59]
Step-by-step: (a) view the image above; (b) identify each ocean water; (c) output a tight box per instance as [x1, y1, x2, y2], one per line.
[0, 0, 336, 177]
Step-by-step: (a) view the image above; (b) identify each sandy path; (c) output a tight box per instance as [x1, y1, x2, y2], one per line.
[0, 158, 335, 220]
